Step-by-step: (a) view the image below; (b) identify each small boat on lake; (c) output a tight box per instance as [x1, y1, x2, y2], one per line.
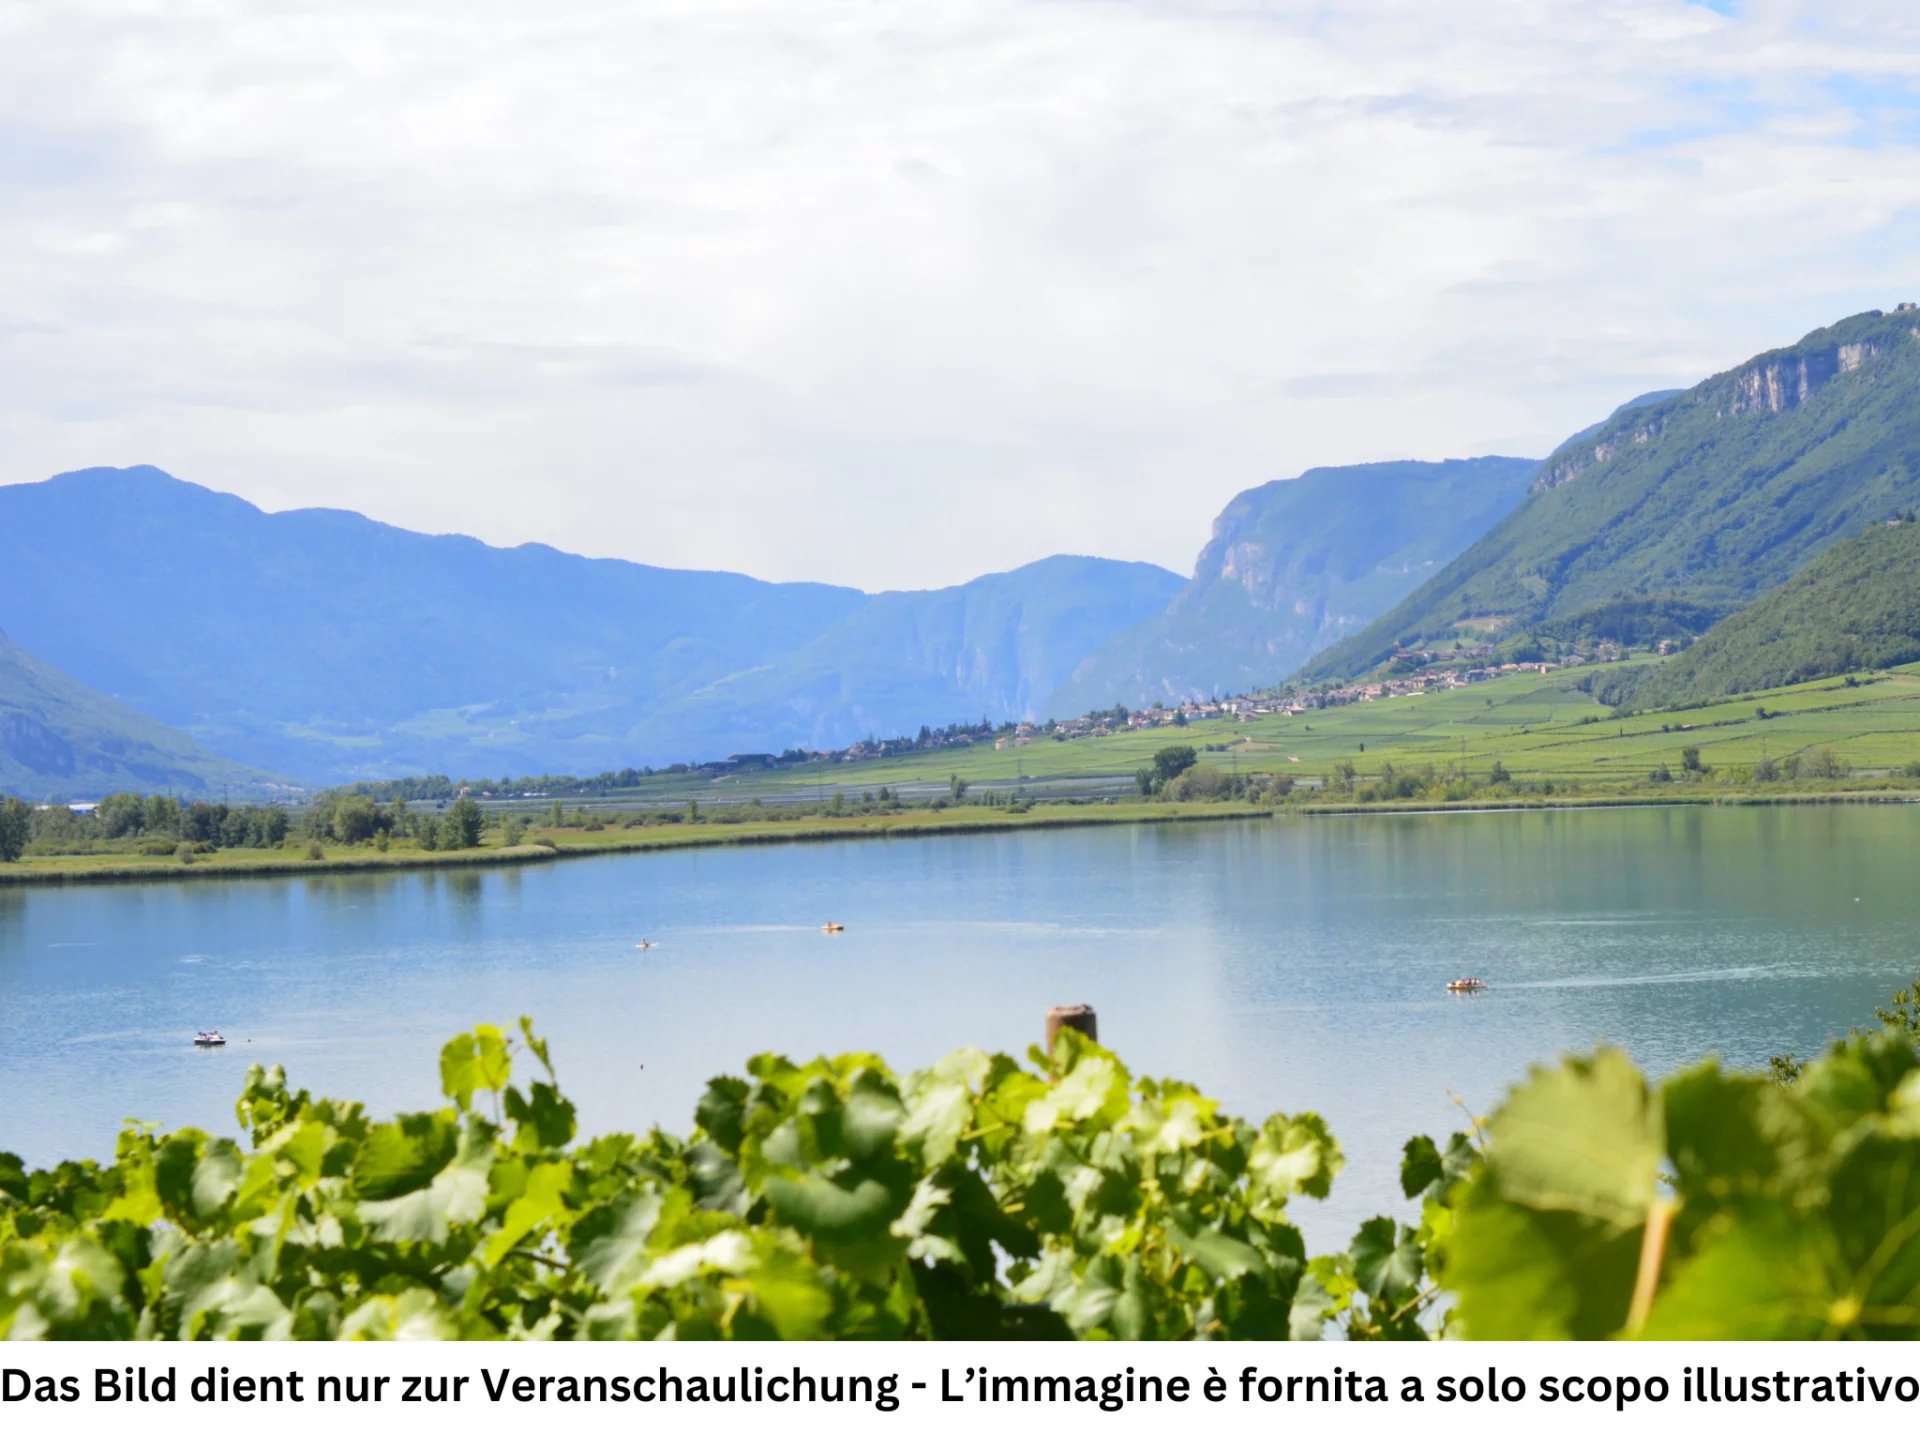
[821, 922, 845, 934]
[193, 1030, 227, 1047]
[1446, 978, 1487, 994]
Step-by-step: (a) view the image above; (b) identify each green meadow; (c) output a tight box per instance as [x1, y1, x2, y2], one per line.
[655, 660, 1920, 798]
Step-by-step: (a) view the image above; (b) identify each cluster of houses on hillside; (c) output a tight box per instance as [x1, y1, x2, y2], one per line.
[692, 654, 1596, 773]
[1309, 656, 1582, 708]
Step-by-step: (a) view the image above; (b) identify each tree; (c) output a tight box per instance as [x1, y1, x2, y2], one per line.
[1680, 745, 1703, 773]
[1151, 746, 1198, 784]
[182, 802, 225, 844]
[948, 775, 969, 802]
[96, 792, 144, 839]
[220, 807, 255, 848]
[0, 796, 30, 862]
[257, 806, 290, 847]
[442, 796, 485, 850]
[142, 794, 181, 835]
[331, 795, 381, 845]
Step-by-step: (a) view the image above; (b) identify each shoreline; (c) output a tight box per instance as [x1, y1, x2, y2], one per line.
[2, 787, 1915, 890]
[0, 805, 1272, 889]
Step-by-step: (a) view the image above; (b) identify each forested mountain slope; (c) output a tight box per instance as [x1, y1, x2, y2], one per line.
[1302, 309, 1920, 679]
[1625, 519, 1920, 709]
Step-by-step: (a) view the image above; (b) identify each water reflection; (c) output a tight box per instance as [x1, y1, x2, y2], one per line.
[0, 804, 1914, 1239]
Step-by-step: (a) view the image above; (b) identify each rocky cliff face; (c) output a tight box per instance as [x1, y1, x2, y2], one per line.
[1537, 318, 1918, 493]
[1046, 456, 1539, 712]
[1719, 333, 1897, 417]
[1535, 416, 1669, 492]
[1300, 306, 1920, 681]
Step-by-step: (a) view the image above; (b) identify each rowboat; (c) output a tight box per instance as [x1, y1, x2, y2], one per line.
[1446, 978, 1487, 994]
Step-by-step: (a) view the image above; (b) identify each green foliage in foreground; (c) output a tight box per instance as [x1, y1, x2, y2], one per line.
[2, 1018, 1918, 1340]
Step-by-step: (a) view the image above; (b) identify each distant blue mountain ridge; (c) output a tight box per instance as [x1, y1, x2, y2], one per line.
[0, 467, 1186, 784]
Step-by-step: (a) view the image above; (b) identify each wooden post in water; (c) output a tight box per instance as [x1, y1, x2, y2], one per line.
[1045, 1003, 1098, 1053]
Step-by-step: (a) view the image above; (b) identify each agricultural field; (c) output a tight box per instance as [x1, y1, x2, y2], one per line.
[642, 660, 1920, 800]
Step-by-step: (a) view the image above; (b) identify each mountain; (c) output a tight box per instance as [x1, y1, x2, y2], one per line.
[1301, 309, 1920, 679]
[0, 467, 1180, 782]
[664, 555, 1185, 754]
[1047, 457, 1539, 712]
[0, 628, 280, 801]
[1624, 520, 1920, 710]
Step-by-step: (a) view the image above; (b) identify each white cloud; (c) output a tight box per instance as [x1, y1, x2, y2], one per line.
[3, 0, 1920, 587]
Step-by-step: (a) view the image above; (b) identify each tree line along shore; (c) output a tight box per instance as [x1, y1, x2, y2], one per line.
[9, 660, 1920, 888]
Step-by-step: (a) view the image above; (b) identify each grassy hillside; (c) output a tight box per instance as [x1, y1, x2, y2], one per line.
[1302, 309, 1920, 678]
[1048, 457, 1538, 713]
[0, 629, 283, 800]
[518, 660, 1920, 799]
[1626, 519, 1920, 710]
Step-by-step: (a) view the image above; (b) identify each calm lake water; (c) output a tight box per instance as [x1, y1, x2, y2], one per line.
[1, 805, 1913, 1240]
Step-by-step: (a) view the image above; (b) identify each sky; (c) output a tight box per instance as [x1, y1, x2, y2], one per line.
[5, 1, 1920, 592]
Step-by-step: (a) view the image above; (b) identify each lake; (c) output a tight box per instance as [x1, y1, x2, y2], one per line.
[1, 804, 1912, 1242]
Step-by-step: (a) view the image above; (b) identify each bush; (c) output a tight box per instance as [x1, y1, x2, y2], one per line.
[1797, 746, 1851, 781]
[305, 841, 325, 861]
[7, 1008, 1918, 1341]
[174, 843, 196, 865]
[1440, 1032, 1920, 1338]
[1163, 764, 1229, 801]
[0, 1023, 1350, 1339]
[1257, 774, 1296, 806]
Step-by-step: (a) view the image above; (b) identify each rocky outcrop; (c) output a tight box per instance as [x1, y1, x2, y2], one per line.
[1534, 417, 1668, 493]
[1535, 317, 1918, 495]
